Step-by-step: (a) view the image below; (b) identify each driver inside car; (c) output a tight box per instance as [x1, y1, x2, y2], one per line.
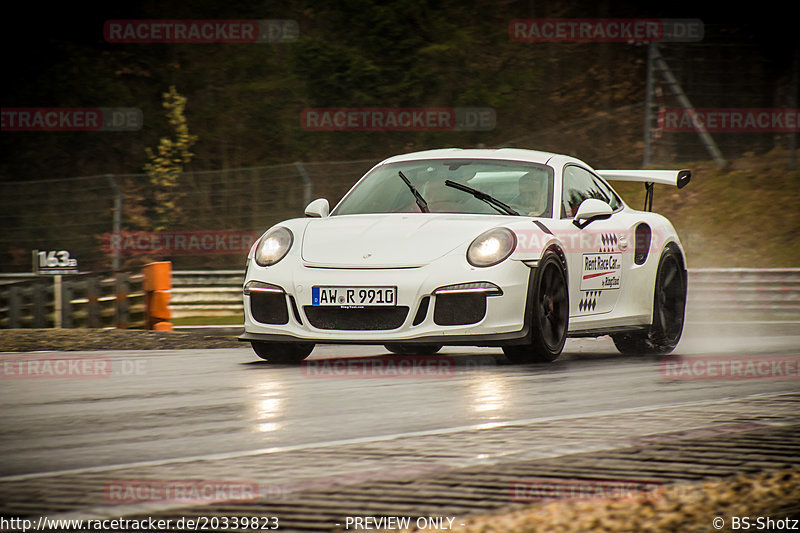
[511, 170, 547, 216]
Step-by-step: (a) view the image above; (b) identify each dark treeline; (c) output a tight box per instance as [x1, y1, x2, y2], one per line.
[1, 0, 795, 182]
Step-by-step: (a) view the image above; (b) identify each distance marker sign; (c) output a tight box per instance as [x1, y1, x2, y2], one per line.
[33, 250, 79, 275]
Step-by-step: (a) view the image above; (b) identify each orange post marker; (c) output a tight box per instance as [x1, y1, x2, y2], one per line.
[143, 261, 172, 292]
[143, 261, 173, 331]
[149, 290, 172, 320]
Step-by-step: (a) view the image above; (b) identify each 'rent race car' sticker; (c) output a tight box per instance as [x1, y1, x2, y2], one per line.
[581, 253, 622, 290]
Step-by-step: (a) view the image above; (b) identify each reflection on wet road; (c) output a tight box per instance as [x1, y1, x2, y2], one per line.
[1, 325, 798, 477]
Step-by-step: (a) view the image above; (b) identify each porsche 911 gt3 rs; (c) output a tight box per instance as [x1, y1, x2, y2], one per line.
[240, 148, 690, 363]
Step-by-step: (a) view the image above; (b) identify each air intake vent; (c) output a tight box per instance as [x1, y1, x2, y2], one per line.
[304, 306, 409, 330]
[433, 293, 486, 326]
[251, 292, 289, 325]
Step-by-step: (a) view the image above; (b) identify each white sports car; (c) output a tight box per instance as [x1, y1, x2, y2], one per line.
[240, 148, 690, 363]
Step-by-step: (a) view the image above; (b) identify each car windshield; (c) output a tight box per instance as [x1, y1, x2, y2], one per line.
[332, 159, 555, 217]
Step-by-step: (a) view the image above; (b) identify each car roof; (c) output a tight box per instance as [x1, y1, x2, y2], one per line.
[379, 148, 586, 167]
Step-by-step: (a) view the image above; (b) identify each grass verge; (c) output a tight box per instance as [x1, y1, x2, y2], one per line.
[390, 468, 799, 533]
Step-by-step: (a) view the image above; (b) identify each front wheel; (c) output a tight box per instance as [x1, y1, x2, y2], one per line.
[503, 253, 569, 363]
[612, 247, 686, 355]
[251, 341, 314, 364]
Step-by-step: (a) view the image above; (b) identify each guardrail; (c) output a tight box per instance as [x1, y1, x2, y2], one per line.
[2, 268, 798, 329]
[0, 272, 145, 329]
[171, 270, 244, 318]
[169, 268, 800, 321]
[686, 268, 800, 316]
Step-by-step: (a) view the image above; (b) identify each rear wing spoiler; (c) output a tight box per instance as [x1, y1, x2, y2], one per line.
[597, 169, 691, 212]
[597, 169, 691, 189]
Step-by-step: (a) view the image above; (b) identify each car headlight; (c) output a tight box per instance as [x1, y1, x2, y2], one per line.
[466, 227, 517, 267]
[254, 227, 293, 266]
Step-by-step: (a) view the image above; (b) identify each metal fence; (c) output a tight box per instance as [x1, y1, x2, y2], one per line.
[0, 159, 380, 275]
[2, 34, 797, 278]
[643, 41, 798, 168]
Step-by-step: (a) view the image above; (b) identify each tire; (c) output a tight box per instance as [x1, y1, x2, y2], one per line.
[384, 344, 442, 355]
[612, 247, 686, 355]
[251, 341, 314, 364]
[503, 252, 569, 363]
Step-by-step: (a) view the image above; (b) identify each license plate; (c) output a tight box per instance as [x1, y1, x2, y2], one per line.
[312, 286, 396, 306]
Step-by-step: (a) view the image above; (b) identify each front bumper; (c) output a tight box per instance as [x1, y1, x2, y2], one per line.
[241, 256, 533, 346]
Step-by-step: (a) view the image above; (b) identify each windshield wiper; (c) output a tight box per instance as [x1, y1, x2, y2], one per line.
[444, 180, 520, 216]
[398, 171, 429, 213]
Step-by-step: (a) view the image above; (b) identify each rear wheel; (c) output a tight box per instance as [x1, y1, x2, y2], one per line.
[251, 341, 314, 364]
[503, 253, 568, 363]
[612, 248, 686, 355]
[384, 344, 442, 355]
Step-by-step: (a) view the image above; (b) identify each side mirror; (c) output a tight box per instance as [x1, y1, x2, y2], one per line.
[304, 198, 330, 218]
[573, 198, 612, 228]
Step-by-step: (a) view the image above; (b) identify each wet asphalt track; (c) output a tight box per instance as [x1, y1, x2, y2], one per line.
[2, 323, 798, 478]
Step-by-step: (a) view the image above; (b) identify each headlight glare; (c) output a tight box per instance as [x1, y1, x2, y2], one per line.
[254, 226, 293, 266]
[467, 227, 516, 267]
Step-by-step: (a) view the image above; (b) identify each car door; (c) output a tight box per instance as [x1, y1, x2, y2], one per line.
[559, 164, 626, 318]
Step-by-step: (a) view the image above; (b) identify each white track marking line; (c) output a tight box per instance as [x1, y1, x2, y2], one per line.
[1, 390, 796, 483]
